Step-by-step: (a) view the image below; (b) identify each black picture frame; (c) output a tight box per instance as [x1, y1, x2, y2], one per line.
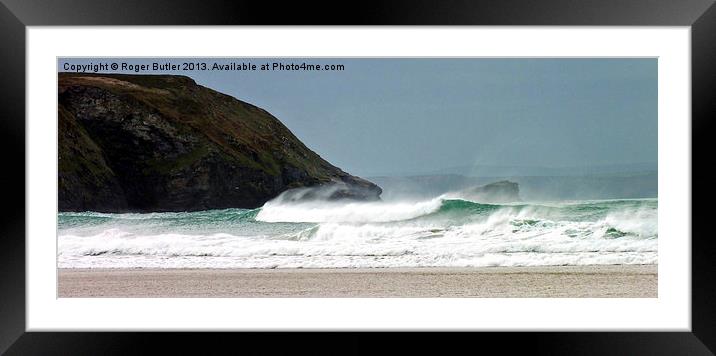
[2, 0, 715, 354]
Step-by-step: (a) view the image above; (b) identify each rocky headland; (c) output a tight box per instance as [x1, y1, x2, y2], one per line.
[58, 73, 381, 212]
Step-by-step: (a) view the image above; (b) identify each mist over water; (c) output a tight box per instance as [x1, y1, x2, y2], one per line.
[58, 185, 657, 268]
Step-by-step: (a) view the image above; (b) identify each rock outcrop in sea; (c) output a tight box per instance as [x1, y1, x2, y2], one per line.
[58, 73, 381, 212]
[461, 180, 521, 203]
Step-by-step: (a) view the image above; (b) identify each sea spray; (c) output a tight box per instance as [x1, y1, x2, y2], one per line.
[59, 198, 657, 268]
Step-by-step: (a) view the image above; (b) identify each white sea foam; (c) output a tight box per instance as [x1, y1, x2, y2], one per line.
[255, 197, 445, 223]
[58, 196, 658, 268]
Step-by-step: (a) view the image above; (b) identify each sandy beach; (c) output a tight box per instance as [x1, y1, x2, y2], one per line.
[58, 265, 656, 298]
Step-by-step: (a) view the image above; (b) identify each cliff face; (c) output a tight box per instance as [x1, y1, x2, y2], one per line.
[58, 73, 381, 212]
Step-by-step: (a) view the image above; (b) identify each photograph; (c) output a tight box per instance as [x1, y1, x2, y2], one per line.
[2, 0, 712, 352]
[56, 57, 658, 298]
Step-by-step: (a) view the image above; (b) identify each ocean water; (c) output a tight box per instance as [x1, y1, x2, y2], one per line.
[58, 194, 658, 268]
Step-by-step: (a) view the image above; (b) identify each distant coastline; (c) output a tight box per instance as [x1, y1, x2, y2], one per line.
[371, 171, 657, 201]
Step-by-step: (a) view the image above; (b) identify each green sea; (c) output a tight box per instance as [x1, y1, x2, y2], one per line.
[58, 196, 657, 268]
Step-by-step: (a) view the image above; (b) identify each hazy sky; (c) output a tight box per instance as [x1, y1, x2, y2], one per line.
[59, 58, 657, 177]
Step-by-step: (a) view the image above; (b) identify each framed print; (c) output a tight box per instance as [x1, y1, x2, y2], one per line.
[2, 0, 716, 354]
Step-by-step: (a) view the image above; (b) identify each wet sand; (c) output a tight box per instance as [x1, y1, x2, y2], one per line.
[58, 265, 656, 298]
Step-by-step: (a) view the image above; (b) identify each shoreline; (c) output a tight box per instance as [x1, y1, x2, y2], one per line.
[58, 264, 657, 298]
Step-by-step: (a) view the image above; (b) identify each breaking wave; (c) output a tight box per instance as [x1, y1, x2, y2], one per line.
[58, 197, 657, 268]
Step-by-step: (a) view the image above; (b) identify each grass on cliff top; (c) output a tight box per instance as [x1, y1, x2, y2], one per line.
[59, 72, 196, 90]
